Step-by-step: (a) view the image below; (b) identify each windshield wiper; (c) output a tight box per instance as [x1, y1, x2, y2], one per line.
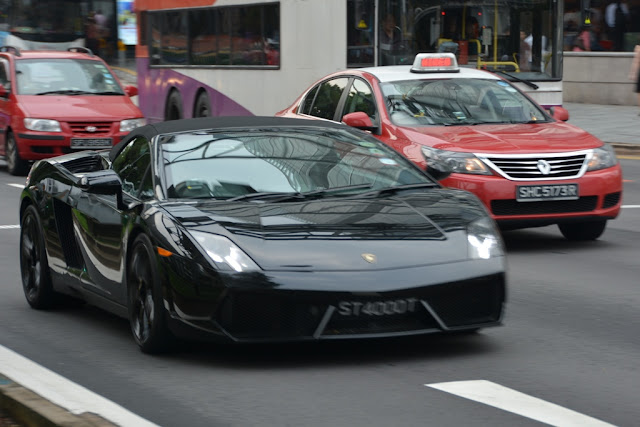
[226, 192, 302, 202]
[35, 90, 93, 95]
[93, 91, 124, 95]
[492, 70, 539, 90]
[355, 183, 439, 198]
[443, 120, 484, 126]
[226, 184, 374, 203]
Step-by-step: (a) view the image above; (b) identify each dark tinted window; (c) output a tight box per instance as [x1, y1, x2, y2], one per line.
[308, 78, 349, 120]
[0, 59, 9, 89]
[190, 9, 218, 65]
[341, 79, 377, 122]
[112, 137, 153, 199]
[347, 0, 374, 67]
[149, 13, 161, 66]
[301, 86, 319, 115]
[150, 3, 279, 68]
[161, 11, 188, 65]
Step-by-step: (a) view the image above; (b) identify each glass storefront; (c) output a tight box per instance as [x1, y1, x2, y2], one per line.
[565, 0, 640, 51]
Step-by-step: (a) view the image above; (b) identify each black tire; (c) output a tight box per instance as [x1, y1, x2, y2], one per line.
[165, 90, 183, 121]
[127, 234, 173, 353]
[6, 132, 29, 176]
[20, 205, 55, 309]
[558, 220, 607, 241]
[194, 92, 211, 118]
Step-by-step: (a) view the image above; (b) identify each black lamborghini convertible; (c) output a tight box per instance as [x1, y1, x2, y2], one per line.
[19, 117, 506, 353]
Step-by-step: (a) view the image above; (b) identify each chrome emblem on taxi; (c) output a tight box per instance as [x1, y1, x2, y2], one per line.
[85, 126, 97, 133]
[362, 253, 377, 263]
[537, 159, 551, 175]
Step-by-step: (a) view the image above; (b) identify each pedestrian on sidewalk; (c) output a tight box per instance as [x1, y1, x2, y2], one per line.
[628, 42, 640, 114]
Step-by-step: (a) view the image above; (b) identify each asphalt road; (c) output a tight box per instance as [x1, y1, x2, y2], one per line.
[0, 158, 639, 427]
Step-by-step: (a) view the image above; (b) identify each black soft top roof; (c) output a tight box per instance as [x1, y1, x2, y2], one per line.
[109, 116, 353, 161]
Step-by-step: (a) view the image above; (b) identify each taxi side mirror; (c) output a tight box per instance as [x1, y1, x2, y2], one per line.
[342, 112, 378, 133]
[124, 85, 138, 97]
[549, 106, 569, 121]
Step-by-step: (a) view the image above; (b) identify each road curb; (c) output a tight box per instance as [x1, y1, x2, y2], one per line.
[0, 374, 117, 427]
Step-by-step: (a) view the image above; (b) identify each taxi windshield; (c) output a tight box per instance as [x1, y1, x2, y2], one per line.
[381, 78, 550, 126]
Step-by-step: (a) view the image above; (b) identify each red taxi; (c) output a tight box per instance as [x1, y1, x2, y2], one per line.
[277, 53, 623, 241]
[0, 46, 145, 175]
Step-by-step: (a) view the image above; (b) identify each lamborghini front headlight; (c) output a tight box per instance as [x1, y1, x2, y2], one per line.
[190, 231, 260, 272]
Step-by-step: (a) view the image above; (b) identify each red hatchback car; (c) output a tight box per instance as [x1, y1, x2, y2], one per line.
[278, 53, 623, 241]
[0, 46, 145, 175]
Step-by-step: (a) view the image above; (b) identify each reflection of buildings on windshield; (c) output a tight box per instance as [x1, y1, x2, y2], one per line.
[161, 131, 462, 234]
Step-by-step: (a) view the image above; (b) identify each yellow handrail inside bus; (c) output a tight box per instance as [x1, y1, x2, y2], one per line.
[477, 58, 520, 72]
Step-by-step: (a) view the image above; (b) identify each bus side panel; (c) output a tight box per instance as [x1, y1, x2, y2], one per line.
[136, 58, 252, 123]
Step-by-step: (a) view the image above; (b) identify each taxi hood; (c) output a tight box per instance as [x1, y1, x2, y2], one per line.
[399, 121, 603, 154]
[164, 192, 489, 271]
[17, 95, 142, 120]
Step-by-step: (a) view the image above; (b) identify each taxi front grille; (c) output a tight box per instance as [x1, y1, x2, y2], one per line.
[68, 122, 114, 136]
[481, 153, 588, 180]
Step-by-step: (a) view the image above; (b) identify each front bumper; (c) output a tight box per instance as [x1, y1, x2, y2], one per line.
[15, 129, 130, 161]
[441, 165, 623, 226]
[163, 258, 506, 343]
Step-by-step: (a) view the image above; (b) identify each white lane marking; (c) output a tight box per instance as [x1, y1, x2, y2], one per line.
[426, 380, 614, 427]
[0, 225, 19, 229]
[7, 183, 24, 189]
[0, 344, 159, 427]
[622, 205, 640, 208]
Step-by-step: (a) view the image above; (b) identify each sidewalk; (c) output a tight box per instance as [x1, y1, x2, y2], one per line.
[564, 102, 640, 155]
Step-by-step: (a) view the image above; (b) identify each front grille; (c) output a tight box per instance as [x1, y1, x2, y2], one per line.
[481, 152, 588, 180]
[68, 122, 114, 136]
[216, 274, 505, 340]
[602, 192, 621, 209]
[217, 293, 322, 339]
[322, 304, 439, 336]
[491, 196, 598, 215]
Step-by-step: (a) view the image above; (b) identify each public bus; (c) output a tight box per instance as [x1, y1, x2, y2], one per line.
[0, 0, 87, 50]
[134, 0, 564, 124]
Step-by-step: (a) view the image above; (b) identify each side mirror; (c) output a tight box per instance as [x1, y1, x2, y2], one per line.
[421, 147, 453, 181]
[425, 163, 452, 181]
[79, 169, 124, 209]
[342, 112, 377, 132]
[549, 106, 569, 121]
[124, 85, 138, 97]
[0, 83, 8, 98]
[79, 169, 122, 195]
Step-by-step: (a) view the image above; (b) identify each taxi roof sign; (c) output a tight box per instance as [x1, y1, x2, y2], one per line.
[411, 53, 459, 73]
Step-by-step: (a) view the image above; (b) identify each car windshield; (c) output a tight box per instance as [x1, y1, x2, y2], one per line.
[15, 59, 124, 96]
[161, 127, 434, 200]
[381, 78, 550, 126]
